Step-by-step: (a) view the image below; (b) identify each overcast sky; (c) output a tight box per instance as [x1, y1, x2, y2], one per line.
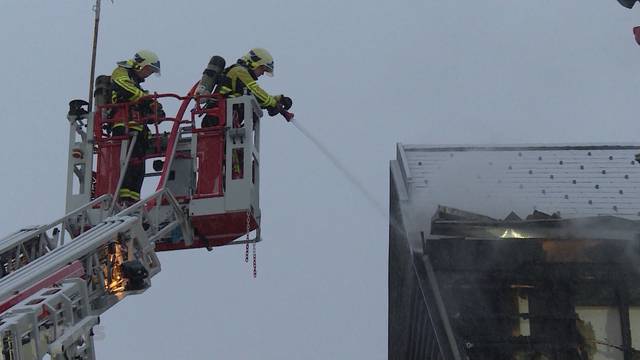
[1, 1, 640, 359]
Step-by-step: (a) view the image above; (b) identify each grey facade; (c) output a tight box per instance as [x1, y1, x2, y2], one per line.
[389, 144, 640, 360]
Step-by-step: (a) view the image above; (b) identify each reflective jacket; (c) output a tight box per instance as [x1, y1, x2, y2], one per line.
[215, 61, 281, 109]
[111, 61, 147, 131]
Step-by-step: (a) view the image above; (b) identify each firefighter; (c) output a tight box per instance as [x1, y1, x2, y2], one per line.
[203, 48, 292, 127]
[110, 49, 162, 206]
[203, 48, 293, 178]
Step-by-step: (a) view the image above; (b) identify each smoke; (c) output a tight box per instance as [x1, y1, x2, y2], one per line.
[404, 150, 541, 238]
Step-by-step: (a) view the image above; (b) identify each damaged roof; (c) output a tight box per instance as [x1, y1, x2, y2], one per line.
[392, 144, 640, 236]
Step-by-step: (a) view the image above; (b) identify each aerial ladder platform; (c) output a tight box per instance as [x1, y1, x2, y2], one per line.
[0, 71, 270, 358]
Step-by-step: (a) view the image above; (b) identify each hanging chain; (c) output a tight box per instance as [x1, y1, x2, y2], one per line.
[243, 208, 256, 277]
[252, 238, 257, 278]
[244, 209, 250, 263]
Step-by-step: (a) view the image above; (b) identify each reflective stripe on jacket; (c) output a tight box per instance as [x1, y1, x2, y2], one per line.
[216, 63, 280, 108]
[111, 63, 147, 131]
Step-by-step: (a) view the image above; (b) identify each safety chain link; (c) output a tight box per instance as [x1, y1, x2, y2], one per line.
[253, 240, 257, 278]
[243, 208, 257, 278]
[244, 209, 250, 263]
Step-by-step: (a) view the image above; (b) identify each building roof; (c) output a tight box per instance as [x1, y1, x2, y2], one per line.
[392, 143, 640, 237]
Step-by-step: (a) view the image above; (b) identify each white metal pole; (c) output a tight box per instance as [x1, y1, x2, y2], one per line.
[88, 0, 101, 111]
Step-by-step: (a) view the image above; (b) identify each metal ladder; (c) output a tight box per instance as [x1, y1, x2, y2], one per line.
[0, 195, 112, 282]
[0, 188, 189, 359]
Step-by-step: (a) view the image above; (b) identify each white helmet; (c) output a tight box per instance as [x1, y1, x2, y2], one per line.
[133, 50, 161, 75]
[242, 48, 274, 77]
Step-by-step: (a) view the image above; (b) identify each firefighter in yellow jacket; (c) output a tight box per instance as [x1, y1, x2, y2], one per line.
[110, 49, 161, 205]
[209, 48, 293, 178]
[211, 48, 292, 124]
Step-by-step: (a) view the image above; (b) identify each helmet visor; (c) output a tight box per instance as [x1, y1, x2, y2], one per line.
[149, 60, 161, 76]
[264, 61, 274, 77]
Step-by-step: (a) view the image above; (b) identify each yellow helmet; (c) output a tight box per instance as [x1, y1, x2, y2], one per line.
[132, 50, 161, 75]
[242, 48, 274, 77]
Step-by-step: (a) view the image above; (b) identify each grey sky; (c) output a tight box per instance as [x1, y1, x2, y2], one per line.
[0, 0, 639, 358]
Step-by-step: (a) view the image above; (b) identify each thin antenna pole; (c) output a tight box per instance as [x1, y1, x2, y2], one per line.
[88, 0, 102, 111]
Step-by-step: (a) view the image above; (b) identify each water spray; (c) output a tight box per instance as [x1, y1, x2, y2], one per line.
[289, 117, 387, 219]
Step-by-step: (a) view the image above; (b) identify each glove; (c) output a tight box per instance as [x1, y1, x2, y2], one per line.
[153, 102, 165, 118]
[279, 95, 293, 110]
[267, 106, 279, 117]
[137, 98, 153, 112]
[145, 101, 164, 116]
[139, 100, 165, 123]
